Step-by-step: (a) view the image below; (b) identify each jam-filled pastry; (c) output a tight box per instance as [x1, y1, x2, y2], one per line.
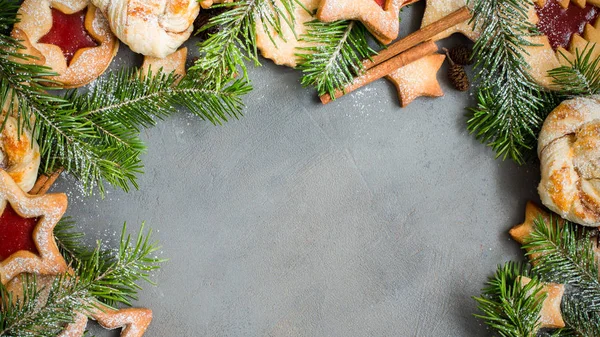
[0, 170, 68, 285]
[520, 0, 600, 88]
[538, 95, 600, 227]
[12, 0, 119, 88]
[91, 0, 200, 59]
[0, 116, 40, 193]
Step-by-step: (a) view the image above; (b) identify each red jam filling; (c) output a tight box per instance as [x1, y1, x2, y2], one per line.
[374, 0, 385, 8]
[39, 8, 98, 65]
[0, 204, 39, 262]
[535, 0, 599, 50]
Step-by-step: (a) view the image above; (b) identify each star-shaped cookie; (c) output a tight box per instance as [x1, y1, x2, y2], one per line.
[421, 0, 479, 41]
[385, 53, 445, 107]
[317, 0, 418, 44]
[55, 306, 153, 337]
[0, 170, 68, 285]
[509, 201, 565, 263]
[519, 276, 566, 329]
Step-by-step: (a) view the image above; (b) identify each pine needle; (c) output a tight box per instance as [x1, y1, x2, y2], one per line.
[548, 44, 600, 96]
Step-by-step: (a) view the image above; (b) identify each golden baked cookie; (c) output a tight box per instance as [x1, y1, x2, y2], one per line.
[12, 0, 119, 88]
[255, 0, 321, 68]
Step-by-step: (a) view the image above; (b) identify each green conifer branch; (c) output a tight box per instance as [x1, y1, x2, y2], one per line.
[548, 44, 600, 96]
[467, 0, 560, 164]
[0, 274, 93, 337]
[296, 20, 377, 98]
[190, 0, 299, 89]
[474, 262, 545, 337]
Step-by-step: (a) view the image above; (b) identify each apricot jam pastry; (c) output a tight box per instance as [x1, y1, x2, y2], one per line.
[11, 0, 119, 88]
[0, 170, 68, 285]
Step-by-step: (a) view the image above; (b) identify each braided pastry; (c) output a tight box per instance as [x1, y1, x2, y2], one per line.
[0, 117, 40, 193]
[91, 0, 199, 58]
[538, 95, 600, 226]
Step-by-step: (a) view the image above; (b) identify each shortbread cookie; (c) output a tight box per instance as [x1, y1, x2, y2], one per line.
[255, 0, 321, 67]
[317, 0, 418, 44]
[385, 53, 445, 107]
[92, 0, 200, 58]
[141, 47, 188, 82]
[519, 277, 566, 329]
[537, 95, 600, 227]
[12, 0, 119, 88]
[0, 116, 41, 192]
[421, 0, 479, 41]
[0, 170, 68, 285]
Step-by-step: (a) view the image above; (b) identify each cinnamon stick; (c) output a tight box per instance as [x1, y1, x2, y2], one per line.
[31, 167, 64, 195]
[364, 6, 471, 70]
[320, 41, 438, 104]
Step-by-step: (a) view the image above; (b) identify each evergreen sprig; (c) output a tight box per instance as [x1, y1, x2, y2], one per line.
[467, 0, 559, 164]
[474, 262, 545, 337]
[0, 274, 93, 337]
[548, 45, 600, 96]
[54, 222, 165, 307]
[476, 215, 600, 335]
[0, 223, 164, 336]
[191, 0, 299, 88]
[296, 20, 377, 98]
[525, 217, 600, 310]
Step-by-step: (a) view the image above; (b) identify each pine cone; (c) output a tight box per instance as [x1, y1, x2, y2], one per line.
[448, 46, 473, 66]
[448, 64, 470, 91]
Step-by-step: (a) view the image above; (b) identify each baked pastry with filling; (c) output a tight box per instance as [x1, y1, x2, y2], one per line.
[91, 0, 200, 58]
[12, 0, 119, 88]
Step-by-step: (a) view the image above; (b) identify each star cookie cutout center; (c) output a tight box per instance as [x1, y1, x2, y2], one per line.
[385, 53, 445, 107]
[39, 7, 98, 64]
[0, 204, 39, 261]
[317, 0, 417, 44]
[0, 170, 68, 285]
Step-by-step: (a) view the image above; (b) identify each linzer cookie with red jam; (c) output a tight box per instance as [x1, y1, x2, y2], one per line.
[521, 0, 600, 87]
[0, 170, 68, 285]
[11, 0, 119, 88]
[317, 0, 418, 44]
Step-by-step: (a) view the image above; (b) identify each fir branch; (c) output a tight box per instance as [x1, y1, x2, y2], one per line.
[0, 274, 93, 337]
[296, 20, 377, 98]
[70, 223, 165, 307]
[474, 262, 545, 337]
[190, 0, 298, 88]
[560, 297, 600, 337]
[524, 217, 600, 310]
[53, 217, 88, 264]
[467, 0, 559, 164]
[548, 44, 600, 96]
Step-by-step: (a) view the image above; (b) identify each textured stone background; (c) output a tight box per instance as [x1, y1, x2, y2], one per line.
[53, 3, 540, 336]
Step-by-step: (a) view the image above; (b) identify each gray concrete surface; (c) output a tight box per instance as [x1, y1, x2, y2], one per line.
[52, 4, 541, 336]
